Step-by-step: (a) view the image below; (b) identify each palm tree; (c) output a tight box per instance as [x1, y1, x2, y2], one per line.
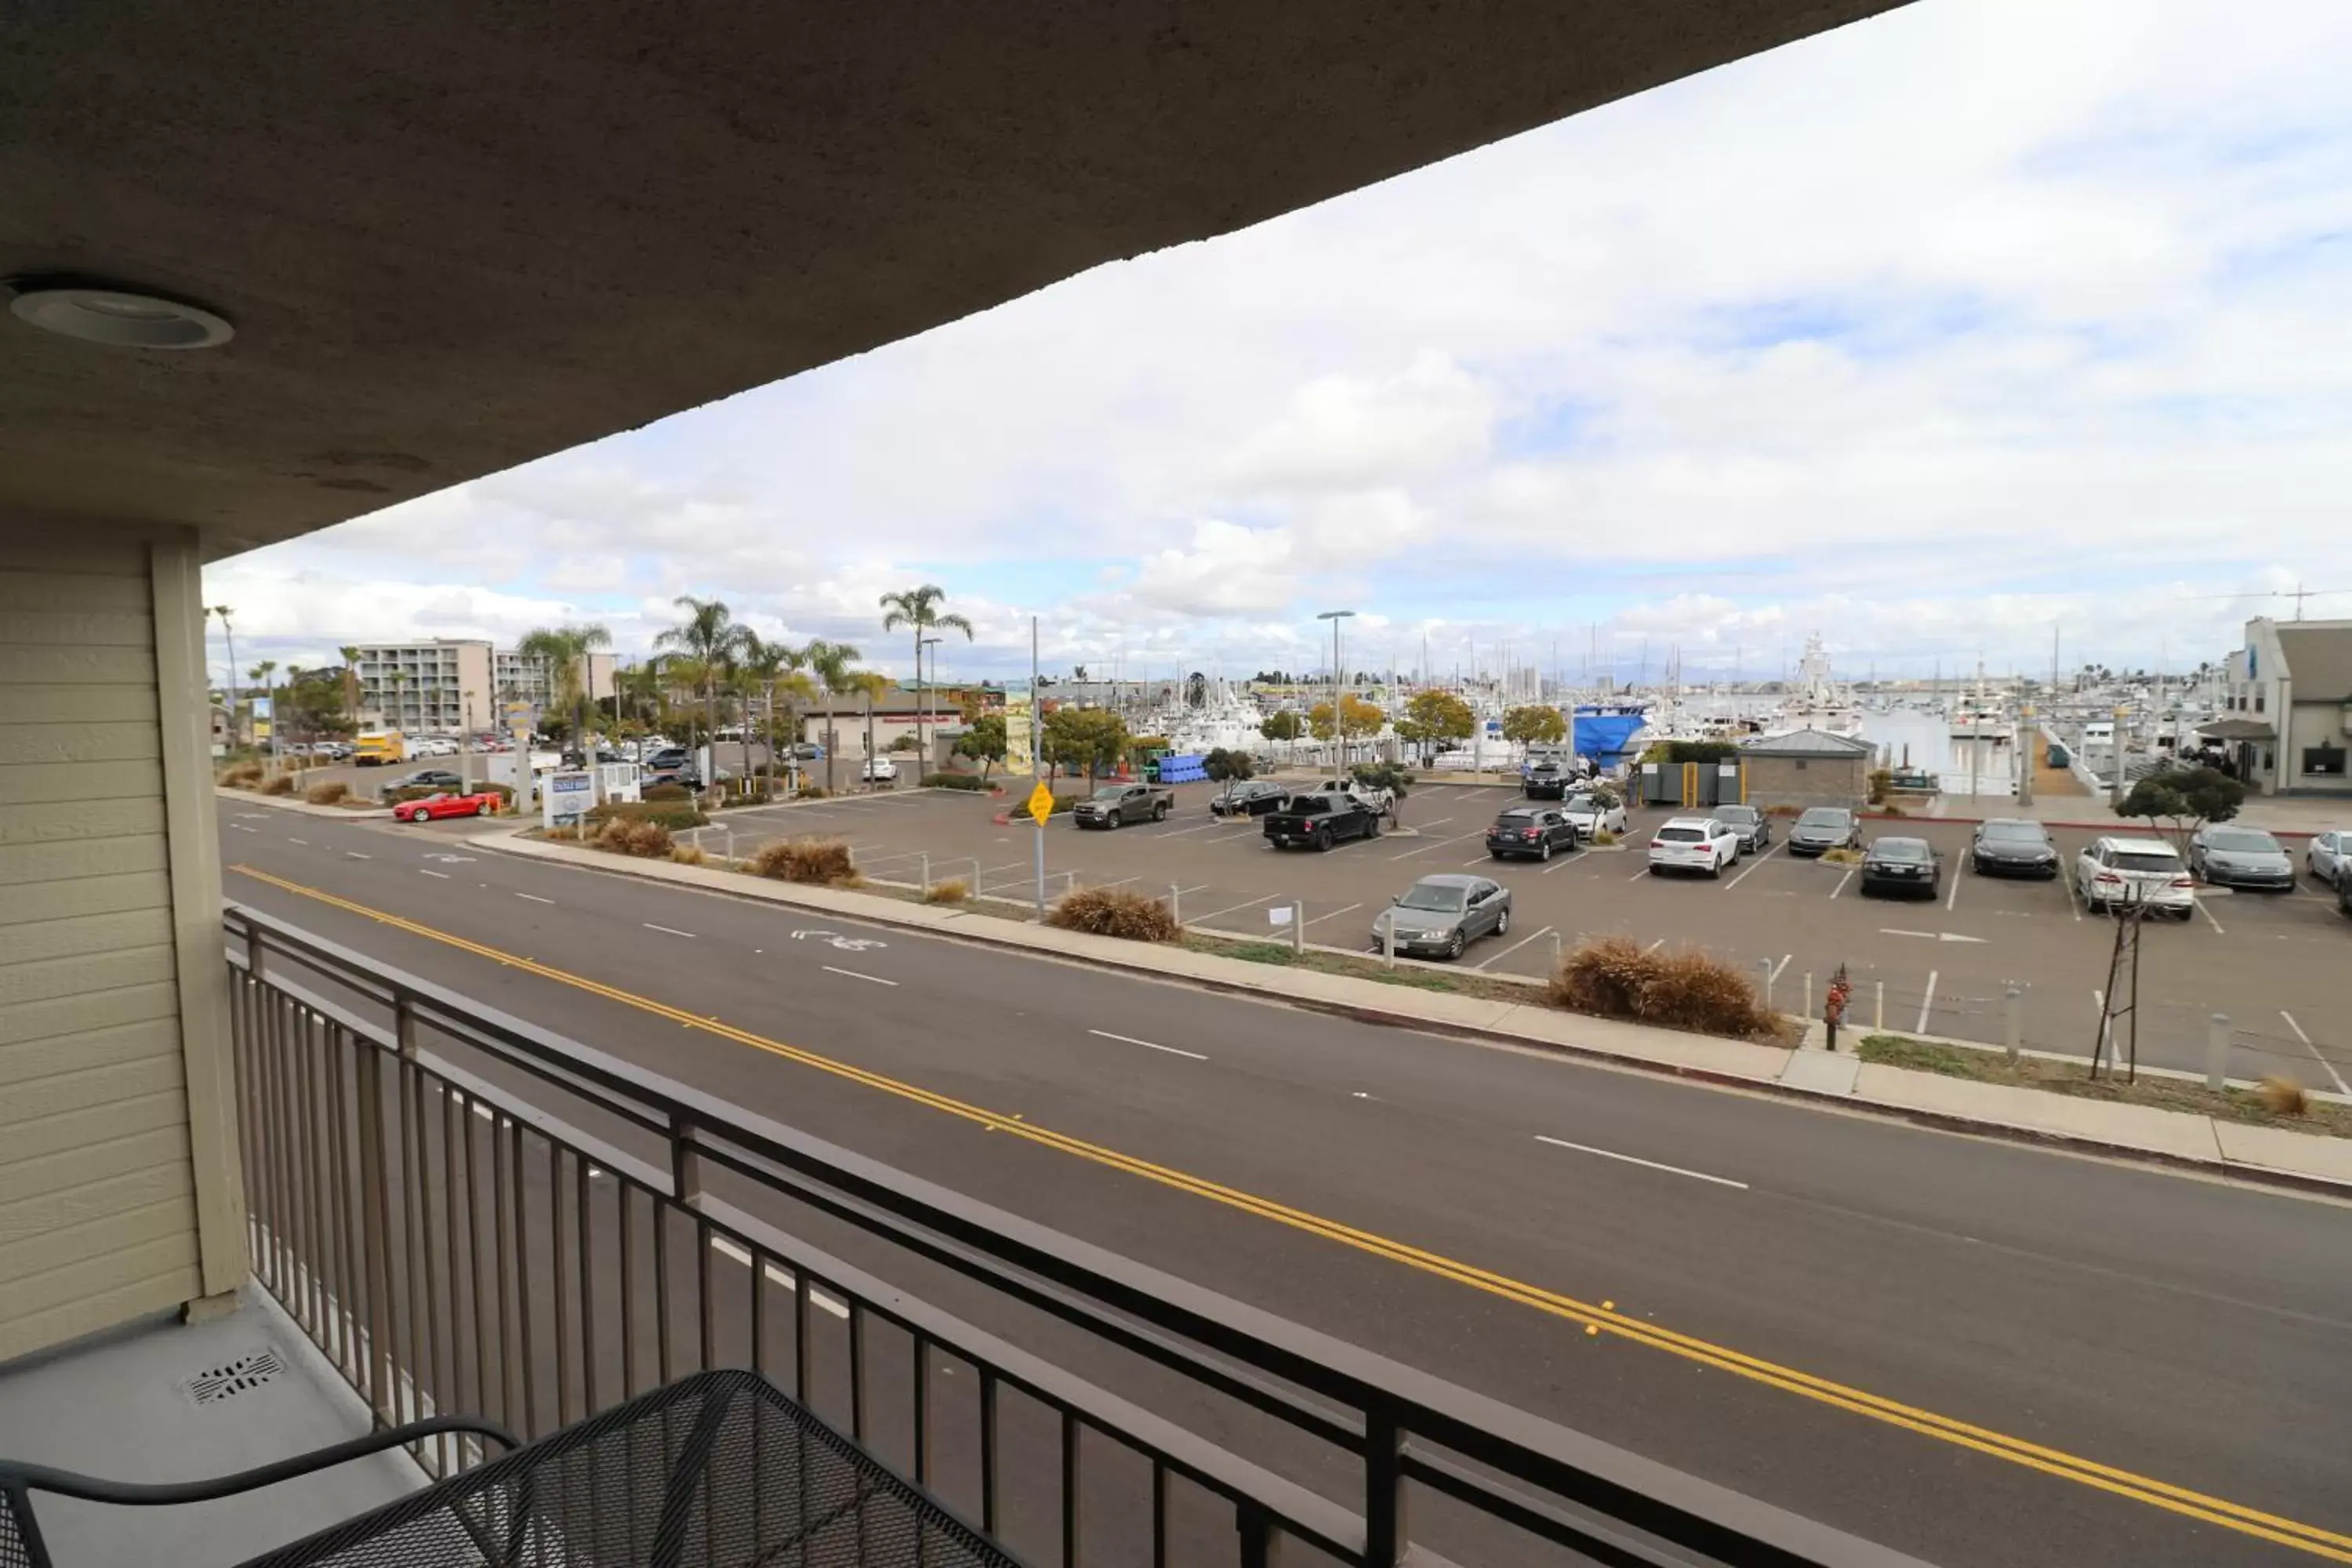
[802, 638, 866, 793]
[735, 633, 814, 798]
[518, 622, 612, 746]
[879, 585, 975, 774]
[338, 645, 362, 729]
[655, 597, 749, 766]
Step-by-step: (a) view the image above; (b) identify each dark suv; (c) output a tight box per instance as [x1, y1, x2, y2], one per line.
[1969, 818, 2058, 878]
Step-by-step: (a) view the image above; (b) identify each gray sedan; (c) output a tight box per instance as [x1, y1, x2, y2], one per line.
[2189, 826, 2295, 890]
[1370, 873, 1512, 961]
[2307, 829, 2352, 884]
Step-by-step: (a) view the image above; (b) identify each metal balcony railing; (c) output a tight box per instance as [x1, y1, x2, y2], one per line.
[223, 904, 1928, 1568]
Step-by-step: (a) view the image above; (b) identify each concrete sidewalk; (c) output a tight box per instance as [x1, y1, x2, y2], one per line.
[486, 827, 2352, 1197]
[217, 785, 390, 818]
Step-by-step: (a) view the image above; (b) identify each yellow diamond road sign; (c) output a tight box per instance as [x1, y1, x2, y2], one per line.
[1025, 781, 1054, 825]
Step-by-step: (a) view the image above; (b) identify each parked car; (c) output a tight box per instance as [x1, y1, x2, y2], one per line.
[1647, 817, 1740, 878]
[1559, 791, 1627, 840]
[1309, 776, 1394, 816]
[1786, 807, 1861, 857]
[1263, 792, 1382, 851]
[2337, 857, 2352, 919]
[2307, 829, 2352, 885]
[859, 757, 898, 783]
[1522, 760, 1569, 799]
[2188, 826, 2295, 891]
[2074, 836, 2197, 918]
[1209, 780, 1290, 818]
[391, 768, 467, 793]
[641, 746, 691, 775]
[1859, 837, 1941, 898]
[1073, 782, 1174, 829]
[561, 747, 622, 768]
[1713, 804, 1771, 853]
[1370, 874, 1512, 960]
[391, 790, 501, 823]
[1485, 806, 1577, 862]
[1969, 818, 2059, 878]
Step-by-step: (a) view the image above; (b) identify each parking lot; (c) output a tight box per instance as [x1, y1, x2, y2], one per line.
[690, 781, 2350, 1090]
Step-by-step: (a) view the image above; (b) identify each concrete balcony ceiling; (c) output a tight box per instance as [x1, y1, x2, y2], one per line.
[2, 0, 1902, 558]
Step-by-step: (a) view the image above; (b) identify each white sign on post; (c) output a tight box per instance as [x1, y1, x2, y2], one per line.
[1268, 906, 1294, 926]
[543, 770, 595, 831]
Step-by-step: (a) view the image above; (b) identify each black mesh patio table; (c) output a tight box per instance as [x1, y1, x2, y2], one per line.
[239, 1370, 1024, 1567]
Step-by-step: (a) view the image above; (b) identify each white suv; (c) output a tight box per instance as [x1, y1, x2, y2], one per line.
[2074, 837, 2196, 918]
[1647, 817, 1740, 879]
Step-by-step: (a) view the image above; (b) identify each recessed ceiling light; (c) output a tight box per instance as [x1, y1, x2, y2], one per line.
[7, 282, 234, 350]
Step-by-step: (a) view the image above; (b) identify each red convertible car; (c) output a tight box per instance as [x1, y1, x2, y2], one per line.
[391, 790, 502, 823]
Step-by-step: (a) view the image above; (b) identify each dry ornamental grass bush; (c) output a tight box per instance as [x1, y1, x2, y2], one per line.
[1047, 887, 1181, 942]
[924, 879, 970, 904]
[1550, 936, 1784, 1040]
[303, 780, 350, 805]
[1820, 846, 1864, 865]
[752, 837, 856, 885]
[219, 761, 263, 787]
[259, 774, 296, 796]
[593, 818, 673, 858]
[670, 844, 709, 866]
[2256, 1075, 2311, 1117]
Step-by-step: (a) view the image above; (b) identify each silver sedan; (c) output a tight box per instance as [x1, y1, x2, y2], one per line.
[1371, 873, 1512, 961]
[2307, 829, 2352, 884]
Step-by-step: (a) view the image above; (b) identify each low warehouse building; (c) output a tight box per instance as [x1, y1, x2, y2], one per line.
[1737, 729, 1872, 811]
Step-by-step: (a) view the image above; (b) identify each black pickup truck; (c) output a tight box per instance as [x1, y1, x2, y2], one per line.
[1262, 792, 1382, 851]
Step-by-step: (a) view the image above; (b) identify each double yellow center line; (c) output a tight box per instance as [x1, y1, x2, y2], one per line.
[228, 863, 2352, 1562]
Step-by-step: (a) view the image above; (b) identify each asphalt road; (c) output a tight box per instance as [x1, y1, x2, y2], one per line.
[677, 782, 2352, 1090]
[216, 799, 2352, 1566]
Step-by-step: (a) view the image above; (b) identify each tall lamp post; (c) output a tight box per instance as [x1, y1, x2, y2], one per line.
[1317, 609, 1356, 773]
[920, 635, 942, 774]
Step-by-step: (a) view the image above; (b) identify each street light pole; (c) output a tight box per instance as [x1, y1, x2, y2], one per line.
[1318, 610, 1355, 774]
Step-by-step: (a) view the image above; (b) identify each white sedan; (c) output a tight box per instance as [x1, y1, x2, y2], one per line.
[2307, 829, 2352, 884]
[1647, 817, 1740, 878]
[860, 756, 898, 783]
[1561, 790, 1628, 840]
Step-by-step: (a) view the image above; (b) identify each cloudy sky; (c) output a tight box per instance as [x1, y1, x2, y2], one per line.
[205, 0, 2352, 689]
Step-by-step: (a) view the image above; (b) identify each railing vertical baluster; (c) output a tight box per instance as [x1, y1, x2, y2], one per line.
[229, 975, 255, 1265]
[296, 1014, 327, 1348]
[441, 1083, 466, 1470]
[358, 1045, 397, 1426]
[552, 1142, 575, 1428]
[261, 990, 289, 1294]
[792, 1271, 810, 1403]
[492, 1107, 518, 1434]
[654, 1196, 674, 1386]
[1363, 1405, 1408, 1568]
[619, 1181, 640, 1399]
[393, 1059, 426, 1433]
[978, 1370, 999, 1535]
[848, 1301, 866, 1441]
[461, 1091, 490, 1428]
[513, 1118, 539, 1441]
[1236, 1503, 1281, 1568]
[749, 1245, 768, 1379]
[1150, 1461, 1170, 1568]
[576, 1154, 597, 1421]
[1062, 1409, 1083, 1568]
[910, 1333, 931, 1486]
[696, 1218, 717, 1374]
[324, 1029, 358, 1390]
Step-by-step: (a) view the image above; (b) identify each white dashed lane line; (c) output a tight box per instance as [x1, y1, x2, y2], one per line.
[707, 1236, 851, 1317]
[823, 966, 898, 986]
[643, 923, 697, 938]
[419, 869, 450, 880]
[516, 892, 555, 905]
[1535, 1134, 1748, 1190]
[1088, 1028, 1206, 1061]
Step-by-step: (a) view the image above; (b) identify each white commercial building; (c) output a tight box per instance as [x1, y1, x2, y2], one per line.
[352, 638, 615, 733]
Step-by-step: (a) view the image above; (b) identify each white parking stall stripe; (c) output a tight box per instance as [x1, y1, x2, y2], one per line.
[1830, 866, 1858, 899]
[1299, 902, 1363, 927]
[2280, 1011, 2351, 1096]
[2196, 896, 2227, 934]
[1916, 971, 1937, 1035]
[1388, 831, 1482, 862]
[1474, 923, 1553, 971]
[1770, 953, 1792, 982]
[1946, 867, 1962, 911]
[1192, 892, 1279, 924]
[1723, 844, 1780, 889]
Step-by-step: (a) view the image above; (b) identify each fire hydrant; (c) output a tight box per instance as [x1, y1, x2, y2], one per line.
[1824, 963, 1853, 1052]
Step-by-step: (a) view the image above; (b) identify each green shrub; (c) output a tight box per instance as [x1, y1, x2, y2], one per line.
[644, 782, 691, 802]
[922, 772, 989, 790]
[303, 780, 350, 805]
[1350, 761, 1414, 798]
[1047, 887, 1180, 942]
[1548, 937, 1783, 1040]
[751, 837, 856, 885]
[586, 801, 708, 830]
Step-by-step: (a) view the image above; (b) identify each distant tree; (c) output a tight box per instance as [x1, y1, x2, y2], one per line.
[955, 714, 1008, 780]
[1203, 747, 1254, 782]
[2116, 765, 2245, 854]
[1396, 689, 1475, 762]
[1501, 705, 1567, 746]
[1306, 695, 1384, 744]
[1259, 709, 1304, 767]
[1041, 706, 1129, 786]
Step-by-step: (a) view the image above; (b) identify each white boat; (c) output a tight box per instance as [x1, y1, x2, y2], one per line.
[1765, 633, 1865, 738]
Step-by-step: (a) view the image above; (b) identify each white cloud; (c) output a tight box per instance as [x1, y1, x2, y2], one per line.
[208, 0, 2352, 679]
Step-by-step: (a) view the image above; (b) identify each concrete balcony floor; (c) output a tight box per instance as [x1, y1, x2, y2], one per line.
[0, 1283, 419, 1566]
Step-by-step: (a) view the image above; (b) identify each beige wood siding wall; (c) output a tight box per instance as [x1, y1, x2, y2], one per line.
[0, 525, 203, 1361]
